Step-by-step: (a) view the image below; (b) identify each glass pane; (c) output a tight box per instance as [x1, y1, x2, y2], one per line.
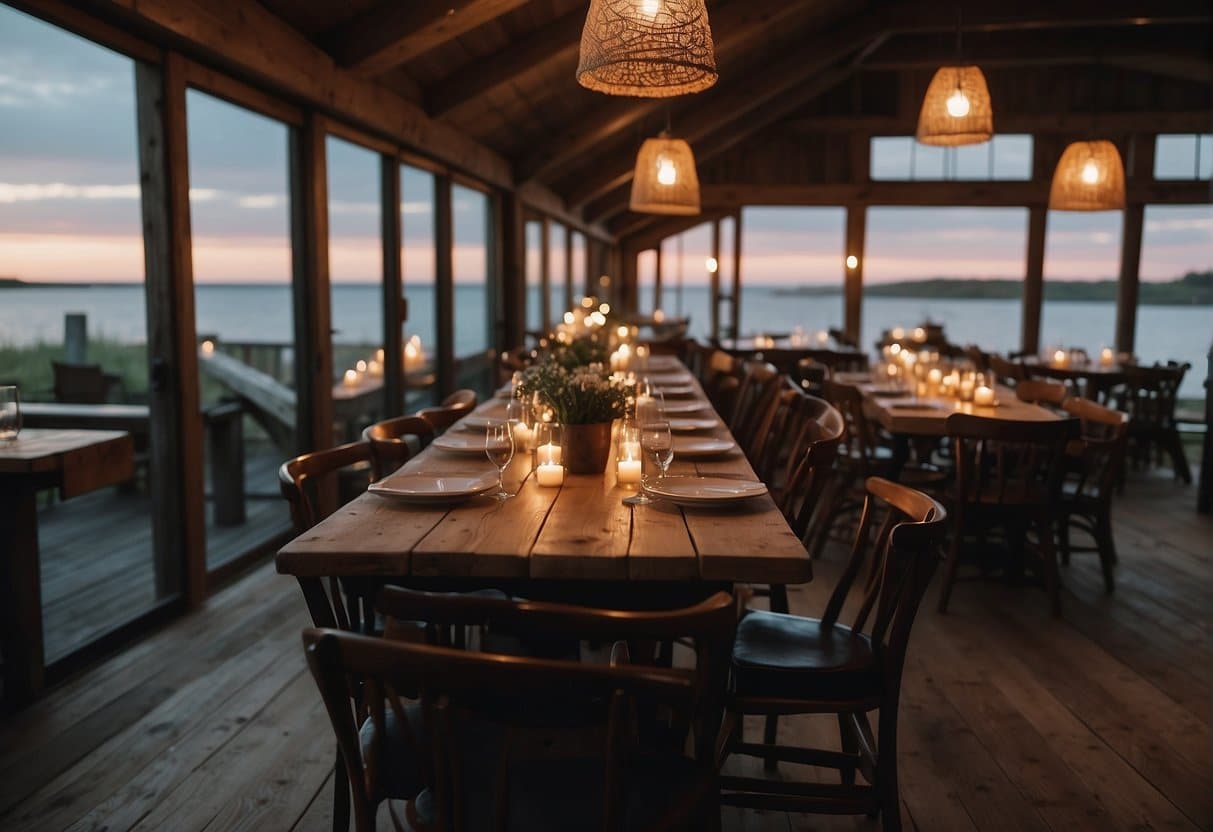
[525, 220, 543, 335]
[637, 249, 658, 314]
[452, 184, 492, 393]
[1139, 204, 1213, 397]
[571, 231, 587, 300]
[1199, 135, 1212, 179]
[1040, 211, 1122, 358]
[1154, 134, 1196, 179]
[662, 223, 712, 337]
[953, 143, 990, 180]
[0, 6, 171, 660]
[548, 221, 567, 326]
[870, 137, 912, 180]
[864, 207, 1028, 354]
[739, 207, 846, 339]
[992, 135, 1033, 180]
[718, 216, 735, 337]
[327, 136, 384, 442]
[911, 142, 946, 180]
[402, 165, 437, 408]
[187, 89, 294, 571]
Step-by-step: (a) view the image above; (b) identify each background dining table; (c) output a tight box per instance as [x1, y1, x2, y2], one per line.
[277, 359, 811, 626]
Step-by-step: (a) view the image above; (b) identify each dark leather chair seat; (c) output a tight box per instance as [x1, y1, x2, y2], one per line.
[358, 703, 430, 800]
[731, 610, 880, 700]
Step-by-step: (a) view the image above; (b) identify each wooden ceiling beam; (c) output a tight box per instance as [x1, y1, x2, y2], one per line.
[783, 110, 1213, 136]
[427, 8, 584, 120]
[324, 0, 532, 77]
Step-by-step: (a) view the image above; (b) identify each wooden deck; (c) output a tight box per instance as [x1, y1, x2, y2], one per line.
[1, 470, 1208, 832]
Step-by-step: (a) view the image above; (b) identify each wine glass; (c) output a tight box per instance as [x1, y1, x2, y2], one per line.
[636, 386, 665, 426]
[484, 422, 515, 501]
[0, 385, 20, 443]
[626, 419, 673, 506]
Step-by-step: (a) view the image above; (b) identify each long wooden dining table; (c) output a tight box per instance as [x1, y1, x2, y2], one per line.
[276, 358, 810, 623]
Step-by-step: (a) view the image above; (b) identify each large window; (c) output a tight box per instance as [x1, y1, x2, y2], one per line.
[327, 137, 383, 441]
[660, 223, 712, 337]
[1154, 134, 1212, 180]
[870, 135, 1032, 181]
[636, 249, 659, 314]
[525, 219, 543, 335]
[739, 207, 846, 339]
[1138, 204, 1213, 397]
[451, 183, 492, 392]
[718, 216, 736, 338]
[864, 207, 1028, 353]
[548, 220, 567, 325]
[1040, 211, 1122, 357]
[187, 88, 294, 570]
[0, 5, 169, 662]
[571, 230, 587, 300]
[401, 164, 437, 406]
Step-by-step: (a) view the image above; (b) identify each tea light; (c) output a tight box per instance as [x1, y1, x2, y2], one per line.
[958, 377, 975, 402]
[617, 458, 642, 485]
[610, 345, 631, 372]
[342, 369, 359, 388]
[536, 462, 564, 487]
[200, 339, 215, 356]
[815, 330, 830, 346]
[886, 363, 899, 379]
[927, 368, 943, 387]
[1052, 349, 1068, 367]
[974, 385, 996, 407]
[620, 440, 640, 459]
[537, 442, 562, 466]
[366, 359, 383, 377]
[1100, 347, 1114, 366]
[912, 327, 927, 342]
[891, 327, 906, 339]
[513, 423, 533, 450]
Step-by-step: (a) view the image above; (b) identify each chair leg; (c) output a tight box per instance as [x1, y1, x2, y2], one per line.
[1165, 429, 1193, 484]
[937, 527, 964, 613]
[762, 715, 779, 771]
[876, 710, 901, 832]
[1094, 512, 1117, 594]
[1057, 515, 1072, 566]
[768, 584, 789, 614]
[333, 749, 351, 832]
[838, 713, 858, 786]
[1035, 516, 1062, 617]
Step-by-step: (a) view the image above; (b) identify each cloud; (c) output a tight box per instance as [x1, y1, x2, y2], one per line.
[0, 182, 139, 202]
[236, 194, 284, 209]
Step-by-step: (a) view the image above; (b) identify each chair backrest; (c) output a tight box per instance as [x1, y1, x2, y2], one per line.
[1061, 397, 1130, 503]
[1118, 363, 1188, 431]
[305, 590, 736, 832]
[746, 378, 803, 481]
[819, 477, 946, 687]
[964, 345, 990, 372]
[795, 357, 829, 396]
[362, 415, 435, 480]
[776, 396, 845, 541]
[987, 354, 1026, 386]
[278, 440, 374, 533]
[417, 388, 478, 434]
[828, 328, 858, 350]
[727, 361, 781, 447]
[945, 414, 1080, 509]
[1015, 378, 1069, 407]
[821, 378, 882, 469]
[52, 361, 110, 404]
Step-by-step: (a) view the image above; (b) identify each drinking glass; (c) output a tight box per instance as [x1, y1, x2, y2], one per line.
[485, 422, 515, 500]
[0, 385, 20, 443]
[626, 419, 673, 506]
[636, 387, 665, 426]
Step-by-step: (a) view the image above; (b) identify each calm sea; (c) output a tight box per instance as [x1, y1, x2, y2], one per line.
[1, 283, 1208, 397]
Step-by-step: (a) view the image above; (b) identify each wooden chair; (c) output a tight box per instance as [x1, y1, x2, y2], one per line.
[1116, 363, 1192, 483]
[964, 345, 990, 373]
[700, 350, 743, 416]
[987, 354, 1026, 387]
[828, 328, 858, 350]
[1015, 378, 1069, 408]
[719, 477, 947, 831]
[727, 361, 781, 452]
[362, 415, 435, 480]
[417, 388, 478, 434]
[305, 589, 736, 832]
[795, 357, 828, 396]
[1057, 398, 1130, 593]
[51, 361, 122, 404]
[938, 414, 1080, 616]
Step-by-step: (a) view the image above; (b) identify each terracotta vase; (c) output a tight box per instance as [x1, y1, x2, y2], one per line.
[562, 422, 614, 474]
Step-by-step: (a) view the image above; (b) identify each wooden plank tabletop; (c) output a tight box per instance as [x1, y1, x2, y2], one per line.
[277, 361, 810, 585]
[0, 429, 135, 497]
[858, 384, 1063, 436]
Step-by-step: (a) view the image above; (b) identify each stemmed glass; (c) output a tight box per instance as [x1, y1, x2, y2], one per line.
[625, 418, 673, 506]
[484, 422, 515, 501]
[0, 385, 21, 443]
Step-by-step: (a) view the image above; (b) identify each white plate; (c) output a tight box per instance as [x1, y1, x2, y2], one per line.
[433, 433, 500, 455]
[669, 416, 719, 432]
[654, 384, 696, 397]
[645, 476, 767, 506]
[369, 471, 497, 504]
[660, 399, 709, 414]
[671, 436, 736, 458]
[460, 414, 506, 431]
[645, 372, 694, 385]
[645, 356, 681, 371]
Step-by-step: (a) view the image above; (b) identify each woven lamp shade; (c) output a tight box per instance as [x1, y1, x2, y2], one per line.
[916, 65, 993, 147]
[629, 135, 700, 215]
[577, 0, 717, 97]
[1049, 140, 1126, 211]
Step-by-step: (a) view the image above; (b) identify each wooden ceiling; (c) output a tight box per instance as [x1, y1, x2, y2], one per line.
[225, 0, 1213, 230]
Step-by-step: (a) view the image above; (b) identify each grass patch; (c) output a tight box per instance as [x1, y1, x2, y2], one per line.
[0, 338, 149, 401]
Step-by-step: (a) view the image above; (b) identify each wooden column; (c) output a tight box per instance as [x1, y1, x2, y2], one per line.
[844, 204, 866, 344]
[564, 225, 575, 307]
[539, 217, 551, 330]
[434, 175, 455, 396]
[653, 244, 664, 313]
[381, 154, 404, 411]
[499, 192, 526, 350]
[136, 52, 206, 606]
[730, 211, 742, 339]
[1021, 205, 1047, 356]
[709, 219, 721, 340]
[290, 113, 333, 455]
[1116, 134, 1154, 355]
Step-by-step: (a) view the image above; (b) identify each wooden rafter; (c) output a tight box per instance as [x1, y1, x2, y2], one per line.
[323, 0, 532, 76]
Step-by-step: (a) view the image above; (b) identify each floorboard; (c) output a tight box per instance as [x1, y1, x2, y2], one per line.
[0, 470, 1208, 831]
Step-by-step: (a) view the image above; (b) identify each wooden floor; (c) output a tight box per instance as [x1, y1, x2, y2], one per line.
[1, 470, 1208, 832]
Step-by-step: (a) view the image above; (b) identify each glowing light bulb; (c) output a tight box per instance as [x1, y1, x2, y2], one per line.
[705, 256, 718, 273]
[563, 311, 575, 324]
[845, 255, 858, 269]
[1081, 159, 1100, 185]
[640, 0, 660, 18]
[656, 156, 677, 186]
[945, 88, 970, 118]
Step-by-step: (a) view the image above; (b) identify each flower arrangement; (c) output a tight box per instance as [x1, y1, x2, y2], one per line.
[548, 334, 610, 370]
[518, 360, 631, 425]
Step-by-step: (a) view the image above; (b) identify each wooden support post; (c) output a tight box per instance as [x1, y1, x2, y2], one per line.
[565, 224, 575, 308]
[63, 314, 87, 364]
[381, 154, 404, 411]
[500, 192, 526, 351]
[205, 402, 246, 526]
[654, 244, 664, 313]
[1021, 205, 1047, 356]
[539, 217, 551, 330]
[434, 175, 455, 397]
[1116, 202, 1145, 354]
[731, 211, 742, 340]
[709, 219, 722, 341]
[844, 204, 866, 344]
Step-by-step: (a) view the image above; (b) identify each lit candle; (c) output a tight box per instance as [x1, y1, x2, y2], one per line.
[366, 359, 383, 377]
[537, 442, 562, 466]
[342, 369, 359, 388]
[1052, 349, 1068, 367]
[1100, 347, 1114, 366]
[816, 330, 829, 346]
[886, 363, 899, 379]
[912, 327, 927, 342]
[200, 339, 215, 356]
[974, 385, 996, 407]
[927, 368, 943, 387]
[620, 440, 641, 459]
[958, 377, 975, 402]
[513, 423, 533, 450]
[536, 463, 564, 487]
[617, 458, 642, 485]
[891, 327, 906, 340]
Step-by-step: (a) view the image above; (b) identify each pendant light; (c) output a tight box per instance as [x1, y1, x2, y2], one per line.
[916, 10, 993, 146]
[629, 132, 700, 215]
[1049, 140, 1126, 211]
[577, 0, 717, 98]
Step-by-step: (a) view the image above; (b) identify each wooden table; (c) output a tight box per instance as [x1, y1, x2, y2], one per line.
[0, 429, 135, 707]
[1021, 359, 1127, 400]
[277, 365, 810, 624]
[860, 385, 1063, 437]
